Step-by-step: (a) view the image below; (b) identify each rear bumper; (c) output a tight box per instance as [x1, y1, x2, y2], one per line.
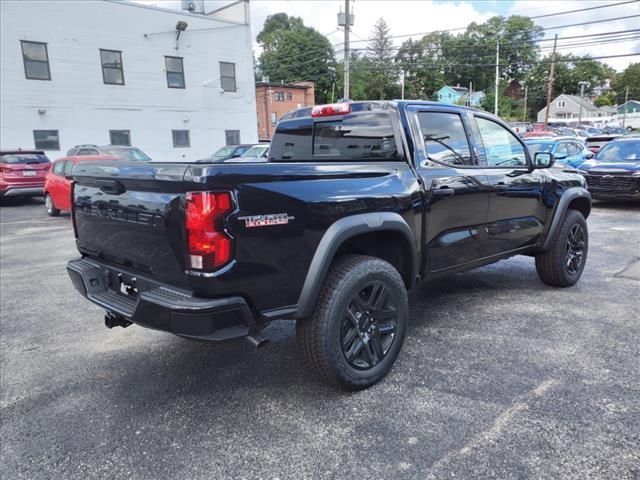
[67, 257, 257, 341]
[0, 186, 44, 197]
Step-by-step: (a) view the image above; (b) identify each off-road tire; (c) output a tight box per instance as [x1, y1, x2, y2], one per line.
[535, 209, 588, 287]
[297, 254, 409, 389]
[44, 193, 60, 217]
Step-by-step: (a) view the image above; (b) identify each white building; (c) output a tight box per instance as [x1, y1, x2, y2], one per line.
[0, 0, 258, 161]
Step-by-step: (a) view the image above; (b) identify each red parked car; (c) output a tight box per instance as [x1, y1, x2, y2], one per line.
[0, 150, 51, 198]
[44, 155, 117, 216]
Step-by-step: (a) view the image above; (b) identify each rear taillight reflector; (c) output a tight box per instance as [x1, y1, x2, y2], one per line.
[185, 191, 233, 270]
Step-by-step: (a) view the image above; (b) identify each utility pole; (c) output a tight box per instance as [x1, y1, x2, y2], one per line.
[523, 84, 528, 122]
[494, 37, 500, 116]
[578, 80, 589, 125]
[622, 85, 629, 128]
[338, 0, 352, 101]
[543, 34, 558, 129]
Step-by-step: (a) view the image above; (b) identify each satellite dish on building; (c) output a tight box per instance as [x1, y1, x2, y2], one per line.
[181, 0, 204, 14]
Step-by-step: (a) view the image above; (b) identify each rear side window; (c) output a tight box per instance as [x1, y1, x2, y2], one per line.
[52, 161, 65, 175]
[418, 112, 473, 166]
[270, 112, 400, 162]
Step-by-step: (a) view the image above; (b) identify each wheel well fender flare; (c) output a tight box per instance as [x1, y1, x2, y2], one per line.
[295, 212, 417, 319]
[543, 186, 591, 250]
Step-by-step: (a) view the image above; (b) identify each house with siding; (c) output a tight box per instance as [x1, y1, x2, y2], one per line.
[436, 85, 485, 107]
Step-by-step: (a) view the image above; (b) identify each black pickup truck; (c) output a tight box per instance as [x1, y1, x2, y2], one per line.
[67, 101, 591, 388]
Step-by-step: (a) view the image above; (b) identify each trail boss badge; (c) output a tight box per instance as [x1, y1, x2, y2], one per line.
[238, 213, 295, 228]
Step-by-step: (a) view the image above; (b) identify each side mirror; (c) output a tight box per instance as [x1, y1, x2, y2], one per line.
[585, 151, 595, 159]
[231, 152, 241, 158]
[534, 152, 555, 169]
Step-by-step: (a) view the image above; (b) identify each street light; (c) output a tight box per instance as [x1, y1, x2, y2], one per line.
[578, 81, 589, 125]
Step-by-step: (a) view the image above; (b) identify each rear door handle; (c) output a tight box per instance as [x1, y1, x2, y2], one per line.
[433, 187, 455, 197]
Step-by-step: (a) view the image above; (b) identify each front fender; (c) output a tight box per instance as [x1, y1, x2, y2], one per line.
[543, 186, 591, 250]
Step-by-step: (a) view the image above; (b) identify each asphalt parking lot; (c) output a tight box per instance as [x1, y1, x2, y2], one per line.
[1, 197, 639, 479]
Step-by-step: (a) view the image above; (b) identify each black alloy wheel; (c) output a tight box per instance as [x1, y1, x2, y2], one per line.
[565, 223, 586, 276]
[341, 281, 398, 370]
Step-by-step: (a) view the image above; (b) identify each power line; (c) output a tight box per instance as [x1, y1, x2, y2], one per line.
[541, 14, 640, 31]
[528, 0, 638, 19]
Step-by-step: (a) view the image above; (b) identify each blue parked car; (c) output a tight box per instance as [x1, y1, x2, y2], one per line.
[524, 137, 594, 169]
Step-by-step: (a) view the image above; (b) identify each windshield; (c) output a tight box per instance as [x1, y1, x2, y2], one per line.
[243, 145, 268, 157]
[525, 143, 554, 154]
[211, 146, 236, 158]
[1, 153, 49, 164]
[103, 147, 151, 161]
[595, 141, 640, 162]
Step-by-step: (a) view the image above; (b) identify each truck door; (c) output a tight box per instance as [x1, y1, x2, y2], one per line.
[469, 113, 548, 256]
[407, 106, 492, 272]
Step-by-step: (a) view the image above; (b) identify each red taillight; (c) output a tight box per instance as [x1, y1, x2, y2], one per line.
[311, 102, 351, 117]
[185, 191, 234, 270]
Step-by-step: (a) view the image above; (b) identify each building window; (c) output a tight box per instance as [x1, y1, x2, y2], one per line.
[165, 56, 185, 89]
[270, 112, 277, 126]
[21, 41, 51, 80]
[172, 130, 190, 148]
[274, 92, 285, 102]
[109, 130, 131, 146]
[33, 130, 59, 150]
[557, 100, 566, 108]
[286, 92, 293, 101]
[220, 62, 236, 92]
[225, 130, 240, 146]
[100, 49, 124, 85]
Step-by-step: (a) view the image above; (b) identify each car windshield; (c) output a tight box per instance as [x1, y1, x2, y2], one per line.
[526, 143, 554, 154]
[102, 147, 150, 161]
[595, 141, 640, 162]
[211, 146, 236, 158]
[243, 146, 268, 157]
[0, 153, 49, 164]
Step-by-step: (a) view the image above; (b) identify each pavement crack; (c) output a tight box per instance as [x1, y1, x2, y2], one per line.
[428, 378, 559, 473]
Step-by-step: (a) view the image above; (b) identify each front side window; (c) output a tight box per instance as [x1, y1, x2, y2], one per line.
[567, 143, 581, 156]
[33, 130, 60, 150]
[220, 62, 236, 92]
[110, 130, 131, 146]
[225, 130, 240, 146]
[21, 41, 51, 80]
[63, 160, 74, 177]
[100, 49, 124, 85]
[172, 130, 190, 148]
[555, 143, 569, 158]
[165, 56, 185, 88]
[475, 117, 527, 167]
[417, 111, 473, 166]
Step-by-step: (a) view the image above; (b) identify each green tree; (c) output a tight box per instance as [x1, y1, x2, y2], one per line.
[395, 33, 449, 100]
[256, 14, 336, 103]
[365, 18, 397, 100]
[615, 63, 640, 103]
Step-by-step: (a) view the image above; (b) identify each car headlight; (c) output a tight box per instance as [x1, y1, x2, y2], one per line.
[632, 171, 640, 177]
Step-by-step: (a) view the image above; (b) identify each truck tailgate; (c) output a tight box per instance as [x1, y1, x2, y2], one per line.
[73, 161, 191, 287]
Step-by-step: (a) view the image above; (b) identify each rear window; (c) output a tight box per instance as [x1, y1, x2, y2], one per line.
[269, 112, 401, 162]
[525, 143, 554, 154]
[1, 153, 49, 164]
